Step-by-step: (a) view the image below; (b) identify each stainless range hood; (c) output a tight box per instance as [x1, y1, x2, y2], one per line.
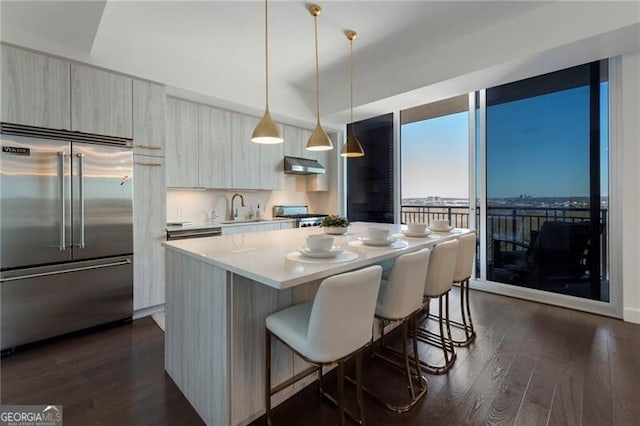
[283, 156, 325, 175]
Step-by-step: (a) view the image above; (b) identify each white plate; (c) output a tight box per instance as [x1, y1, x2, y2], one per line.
[428, 225, 454, 233]
[402, 229, 432, 238]
[349, 240, 408, 250]
[286, 250, 358, 264]
[358, 236, 396, 246]
[298, 246, 344, 258]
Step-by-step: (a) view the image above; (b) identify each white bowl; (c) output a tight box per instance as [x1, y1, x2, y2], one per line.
[407, 222, 427, 234]
[305, 234, 334, 252]
[324, 226, 348, 235]
[365, 227, 390, 241]
[431, 219, 450, 230]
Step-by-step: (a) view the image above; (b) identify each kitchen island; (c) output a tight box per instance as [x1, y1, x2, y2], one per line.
[162, 222, 471, 425]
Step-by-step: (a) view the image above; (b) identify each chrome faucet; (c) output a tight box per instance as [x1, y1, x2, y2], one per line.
[230, 193, 245, 220]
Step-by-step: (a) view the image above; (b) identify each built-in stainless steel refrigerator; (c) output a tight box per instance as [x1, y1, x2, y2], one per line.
[0, 124, 133, 350]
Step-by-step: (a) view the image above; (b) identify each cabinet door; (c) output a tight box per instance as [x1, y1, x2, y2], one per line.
[199, 106, 232, 188]
[166, 98, 199, 187]
[133, 155, 166, 310]
[232, 114, 261, 189]
[260, 142, 284, 190]
[222, 224, 259, 235]
[258, 222, 281, 232]
[71, 64, 132, 138]
[1, 45, 70, 129]
[133, 80, 166, 156]
[279, 221, 296, 230]
[283, 125, 305, 158]
[222, 226, 238, 235]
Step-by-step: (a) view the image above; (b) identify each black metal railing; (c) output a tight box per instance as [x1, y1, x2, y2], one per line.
[400, 204, 609, 279]
[401, 205, 470, 228]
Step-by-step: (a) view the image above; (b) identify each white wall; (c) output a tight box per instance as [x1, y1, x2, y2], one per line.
[621, 52, 640, 324]
[166, 173, 338, 224]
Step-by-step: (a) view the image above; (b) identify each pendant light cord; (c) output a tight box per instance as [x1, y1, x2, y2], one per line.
[264, 0, 270, 111]
[349, 37, 354, 126]
[314, 14, 321, 124]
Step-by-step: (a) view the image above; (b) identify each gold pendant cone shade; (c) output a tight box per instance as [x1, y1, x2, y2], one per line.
[307, 120, 332, 151]
[341, 132, 365, 157]
[252, 0, 283, 144]
[341, 29, 364, 157]
[306, 4, 332, 151]
[252, 109, 282, 144]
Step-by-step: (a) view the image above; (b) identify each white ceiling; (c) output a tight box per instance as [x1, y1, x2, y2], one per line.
[1, 1, 639, 129]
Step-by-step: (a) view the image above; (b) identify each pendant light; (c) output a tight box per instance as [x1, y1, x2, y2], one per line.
[341, 30, 365, 157]
[306, 4, 333, 151]
[252, 0, 283, 144]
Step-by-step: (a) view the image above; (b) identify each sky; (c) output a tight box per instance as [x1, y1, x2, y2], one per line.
[486, 83, 609, 198]
[401, 82, 608, 200]
[401, 112, 469, 199]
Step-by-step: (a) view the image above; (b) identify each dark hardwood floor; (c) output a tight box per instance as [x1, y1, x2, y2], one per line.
[255, 287, 640, 426]
[0, 317, 204, 426]
[2, 288, 640, 426]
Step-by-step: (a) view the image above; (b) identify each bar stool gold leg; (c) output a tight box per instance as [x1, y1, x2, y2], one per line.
[464, 279, 476, 342]
[460, 281, 470, 337]
[355, 351, 365, 426]
[402, 321, 416, 400]
[350, 314, 427, 413]
[411, 317, 424, 392]
[414, 293, 457, 374]
[444, 293, 455, 364]
[337, 361, 346, 426]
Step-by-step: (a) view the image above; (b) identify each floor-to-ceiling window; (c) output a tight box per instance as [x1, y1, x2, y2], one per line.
[394, 60, 611, 308]
[483, 60, 609, 302]
[400, 95, 470, 227]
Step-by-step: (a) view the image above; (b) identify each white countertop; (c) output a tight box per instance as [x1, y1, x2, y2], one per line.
[165, 218, 296, 232]
[162, 222, 472, 290]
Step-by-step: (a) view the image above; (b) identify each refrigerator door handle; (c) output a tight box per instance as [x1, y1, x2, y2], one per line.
[0, 258, 132, 282]
[77, 153, 85, 249]
[57, 151, 66, 250]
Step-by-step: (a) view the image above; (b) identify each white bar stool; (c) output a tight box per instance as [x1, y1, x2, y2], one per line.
[415, 239, 459, 374]
[265, 265, 382, 426]
[367, 248, 431, 413]
[449, 232, 477, 346]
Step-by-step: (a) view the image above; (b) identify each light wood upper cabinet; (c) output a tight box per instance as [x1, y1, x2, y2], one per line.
[133, 79, 166, 156]
[166, 97, 198, 187]
[1, 45, 70, 129]
[199, 105, 232, 188]
[165, 103, 287, 190]
[260, 142, 284, 190]
[71, 64, 132, 138]
[232, 113, 261, 189]
[283, 125, 305, 158]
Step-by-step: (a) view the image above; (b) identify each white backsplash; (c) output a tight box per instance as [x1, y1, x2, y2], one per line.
[166, 174, 336, 224]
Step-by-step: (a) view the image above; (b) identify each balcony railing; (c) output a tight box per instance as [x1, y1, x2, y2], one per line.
[401, 205, 471, 228]
[400, 204, 609, 280]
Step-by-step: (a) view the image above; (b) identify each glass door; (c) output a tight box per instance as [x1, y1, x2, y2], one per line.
[483, 61, 609, 302]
